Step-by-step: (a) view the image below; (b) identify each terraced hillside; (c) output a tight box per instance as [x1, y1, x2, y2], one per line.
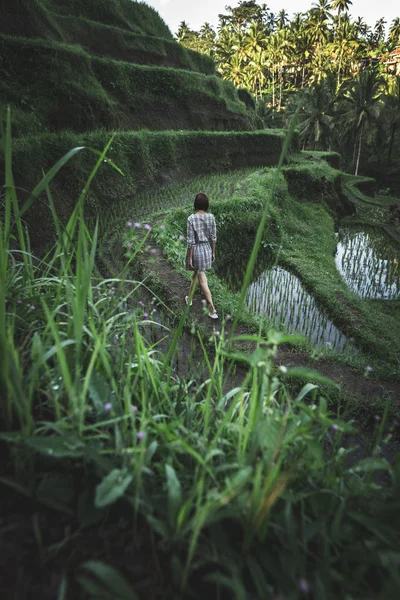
[0, 0, 298, 250]
[0, 0, 250, 136]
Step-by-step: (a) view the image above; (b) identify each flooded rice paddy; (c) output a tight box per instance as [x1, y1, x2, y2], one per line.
[244, 266, 354, 352]
[335, 227, 400, 299]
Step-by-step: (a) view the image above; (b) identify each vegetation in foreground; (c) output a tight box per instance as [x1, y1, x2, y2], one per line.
[1, 115, 400, 599]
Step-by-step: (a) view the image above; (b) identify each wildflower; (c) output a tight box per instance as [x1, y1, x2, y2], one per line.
[134, 222, 141, 229]
[131, 405, 138, 413]
[17, 300, 22, 304]
[138, 300, 145, 307]
[279, 365, 287, 373]
[30, 305, 36, 310]
[374, 415, 381, 422]
[365, 365, 373, 372]
[298, 579, 310, 594]
[143, 224, 152, 231]
[152, 308, 156, 314]
[143, 313, 149, 319]
[178, 235, 185, 241]
[331, 424, 339, 431]
[201, 299, 207, 305]
[159, 224, 165, 230]
[150, 248, 157, 255]
[214, 330, 220, 336]
[126, 221, 133, 228]
[137, 431, 145, 440]
[104, 402, 112, 411]
[225, 313, 232, 320]
[152, 296, 157, 302]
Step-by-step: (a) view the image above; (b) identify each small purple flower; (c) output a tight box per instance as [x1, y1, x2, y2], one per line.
[104, 402, 112, 412]
[137, 431, 145, 440]
[138, 300, 145, 307]
[331, 424, 339, 431]
[143, 224, 152, 231]
[126, 221, 133, 228]
[365, 365, 373, 372]
[201, 299, 207, 305]
[152, 297, 157, 302]
[215, 330, 220, 336]
[150, 248, 157, 255]
[374, 415, 381, 422]
[131, 405, 138, 413]
[30, 305, 36, 310]
[134, 222, 141, 229]
[143, 313, 149, 319]
[298, 579, 310, 594]
[178, 235, 185, 241]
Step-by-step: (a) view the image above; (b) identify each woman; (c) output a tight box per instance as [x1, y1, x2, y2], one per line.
[185, 193, 218, 319]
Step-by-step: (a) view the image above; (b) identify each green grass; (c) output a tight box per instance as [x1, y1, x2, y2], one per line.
[1, 0, 173, 40]
[2, 110, 400, 599]
[0, 33, 249, 137]
[2, 128, 293, 251]
[121, 164, 400, 379]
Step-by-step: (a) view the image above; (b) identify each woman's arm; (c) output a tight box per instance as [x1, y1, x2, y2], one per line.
[187, 217, 195, 268]
[210, 215, 217, 262]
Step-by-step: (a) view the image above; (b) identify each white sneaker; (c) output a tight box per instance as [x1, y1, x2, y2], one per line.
[209, 312, 218, 319]
[184, 296, 193, 306]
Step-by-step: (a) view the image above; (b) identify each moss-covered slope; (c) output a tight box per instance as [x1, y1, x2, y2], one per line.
[0, 0, 240, 136]
[0, 35, 248, 136]
[10, 129, 294, 251]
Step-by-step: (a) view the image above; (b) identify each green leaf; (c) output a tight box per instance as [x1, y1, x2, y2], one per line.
[165, 464, 182, 528]
[295, 382, 319, 401]
[23, 434, 85, 458]
[95, 469, 133, 508]
[19, 146, 86, 218]
[285, 367, 339, 388]
[77, 561, 138, 600]
[353, 458, 392, 474]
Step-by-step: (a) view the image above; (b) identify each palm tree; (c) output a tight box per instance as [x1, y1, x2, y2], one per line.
[277, 9, 289, 30]
[287, 78, 335, 149]
[354, 17, 368, 39]
[340, 69, 384, 175]
[389, 17, 400, 47]
[374, 18, 387, 47]
[332, 0, 353, 19]
[333, 16, 359, 89]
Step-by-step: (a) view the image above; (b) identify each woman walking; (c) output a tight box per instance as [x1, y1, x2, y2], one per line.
[185, 193, 218, 319]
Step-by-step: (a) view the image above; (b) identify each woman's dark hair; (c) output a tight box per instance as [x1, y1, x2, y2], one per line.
[194, 193, 209, 211]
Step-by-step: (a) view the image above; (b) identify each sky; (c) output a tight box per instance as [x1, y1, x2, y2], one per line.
[144, 0, 398, 37]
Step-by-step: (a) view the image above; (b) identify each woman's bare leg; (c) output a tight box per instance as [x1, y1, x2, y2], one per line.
[198, 271, 216, 314]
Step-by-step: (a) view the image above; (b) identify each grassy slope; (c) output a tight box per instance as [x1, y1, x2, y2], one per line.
[0, 34, 248, 137]
[138, 164, 400, 378]
[6, 129, 294, 251]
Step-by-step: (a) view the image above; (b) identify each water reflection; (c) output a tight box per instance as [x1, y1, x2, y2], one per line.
[335, 228, 400, 299]
[244, 266, 353, 352]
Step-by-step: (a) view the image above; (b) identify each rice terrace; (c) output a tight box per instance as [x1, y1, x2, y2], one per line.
[1, 0, 400, 598]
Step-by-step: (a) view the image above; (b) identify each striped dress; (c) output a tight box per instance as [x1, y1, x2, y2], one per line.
[186, 212, 217, 271]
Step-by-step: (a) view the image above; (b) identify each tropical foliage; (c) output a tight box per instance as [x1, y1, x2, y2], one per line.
[177, 1, 400, 174]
